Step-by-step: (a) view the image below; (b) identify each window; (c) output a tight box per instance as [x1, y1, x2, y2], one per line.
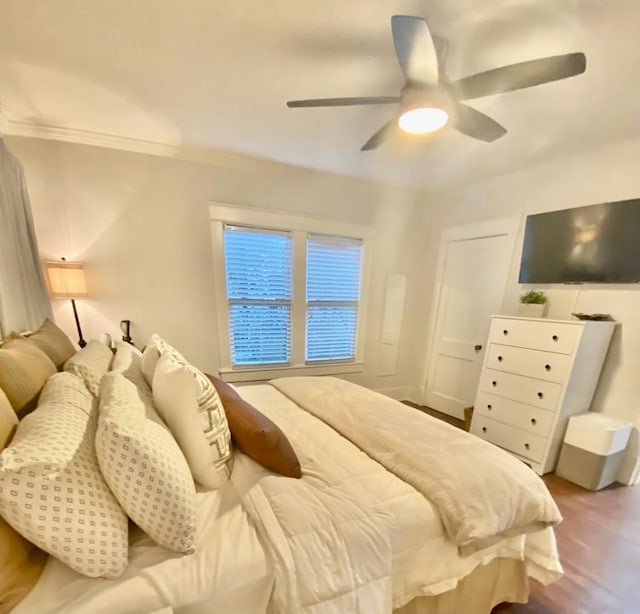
[306, 234, 362, 362]
[212, 205, 370, 378]
[223, 226, 292, 366]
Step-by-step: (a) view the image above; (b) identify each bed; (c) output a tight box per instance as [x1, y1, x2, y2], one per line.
[0, 324, 563, 614]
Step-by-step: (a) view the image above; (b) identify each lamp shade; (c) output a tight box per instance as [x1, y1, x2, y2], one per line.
[45, 261, 88, 298]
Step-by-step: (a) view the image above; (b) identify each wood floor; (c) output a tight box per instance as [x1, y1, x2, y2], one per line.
[404, 401, 640, 613]
[496, 474, 640, 614]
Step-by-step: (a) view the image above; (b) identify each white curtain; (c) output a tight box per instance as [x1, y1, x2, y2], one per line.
[0, 138, 51, 337]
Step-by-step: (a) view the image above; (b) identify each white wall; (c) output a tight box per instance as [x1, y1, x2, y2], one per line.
[417, 138, 640, 483]
[6, 136, 428, 397]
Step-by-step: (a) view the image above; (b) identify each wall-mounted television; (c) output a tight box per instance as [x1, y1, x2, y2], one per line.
[519, 198, 640, 284]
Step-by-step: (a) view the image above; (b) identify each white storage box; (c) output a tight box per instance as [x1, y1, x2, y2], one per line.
[556, 413, 632, 490]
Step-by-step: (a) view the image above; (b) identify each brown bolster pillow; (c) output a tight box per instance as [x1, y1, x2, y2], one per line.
[208, 375, 301, 479]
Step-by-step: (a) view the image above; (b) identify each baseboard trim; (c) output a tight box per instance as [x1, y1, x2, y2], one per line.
[374, 386, 421, 402]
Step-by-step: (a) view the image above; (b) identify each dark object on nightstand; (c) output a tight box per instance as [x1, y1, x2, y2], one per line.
[120, 319, 133, 345]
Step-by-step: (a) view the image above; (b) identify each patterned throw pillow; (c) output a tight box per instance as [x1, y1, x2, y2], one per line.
[152, 351, 232, 489]
[96, 373, 197, 553]
[0, 373, 129, 578]
[111, 342, 166, 428]
[64, 340, 113, 397]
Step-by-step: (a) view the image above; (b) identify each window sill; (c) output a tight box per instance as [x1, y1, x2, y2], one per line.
[219, 361, 364, 383]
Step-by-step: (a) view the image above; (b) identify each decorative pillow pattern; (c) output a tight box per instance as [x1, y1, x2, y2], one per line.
[153, 352, 232, 489]
[112, 343, 165, 427]
[96, 373, 197, 553]
[0, 337, 56, 415]
[210, 375, 302, 478]
[0, 380, 129, 578]
[64, 340, 113, 397]
[16, 319, 76, 369]
[39, 371, 97, 419]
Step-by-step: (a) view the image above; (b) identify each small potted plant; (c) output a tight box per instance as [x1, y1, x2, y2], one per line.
[518, 289, 548, 318]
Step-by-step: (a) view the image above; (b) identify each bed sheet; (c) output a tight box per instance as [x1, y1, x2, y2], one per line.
[13, 478, 273, 614]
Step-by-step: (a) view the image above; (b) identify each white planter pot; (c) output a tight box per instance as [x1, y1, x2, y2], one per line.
[518, 303, 547, 318]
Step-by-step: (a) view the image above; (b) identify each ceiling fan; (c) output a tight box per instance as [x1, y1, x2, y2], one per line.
[286, 15, 586, 151]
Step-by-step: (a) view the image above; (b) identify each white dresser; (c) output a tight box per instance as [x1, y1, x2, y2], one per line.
[470, 316, 615, 475]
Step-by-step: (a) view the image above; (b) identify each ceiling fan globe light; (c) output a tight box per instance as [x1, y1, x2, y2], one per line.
[398, 107, 449, 134]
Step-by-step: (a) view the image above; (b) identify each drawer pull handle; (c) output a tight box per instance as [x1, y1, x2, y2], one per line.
[545, 364, 551, 371]
[531, 418, 537, 425]
[487, 404, 492, 411]
[503, 329, 509, 336]
[497, 355, 503, 362]
[482, 427, 487, 433]
[492, 381, 497, 387]
[524, 443, 530, 450]
[552, 335, 559, 342]
[537, 392, 544, 399]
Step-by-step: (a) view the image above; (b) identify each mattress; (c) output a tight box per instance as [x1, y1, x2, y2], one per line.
[12, 478, 273, 614]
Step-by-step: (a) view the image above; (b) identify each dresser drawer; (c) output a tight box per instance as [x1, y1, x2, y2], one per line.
[474, 392, 555, 437]
[486, 344, 573, 384]
[471, 415, 548, 462]
[490, 318, 582, 355]
[478, 369, 562, 411]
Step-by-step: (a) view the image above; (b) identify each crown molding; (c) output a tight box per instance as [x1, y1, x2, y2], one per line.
[2, 116, 302, 175]
[0, 113, 408, 189]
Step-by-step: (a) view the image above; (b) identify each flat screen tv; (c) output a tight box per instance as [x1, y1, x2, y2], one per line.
[519, 198, 640, 283]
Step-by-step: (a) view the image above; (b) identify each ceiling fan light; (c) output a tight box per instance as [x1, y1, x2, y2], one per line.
[398, 107, 449, 134]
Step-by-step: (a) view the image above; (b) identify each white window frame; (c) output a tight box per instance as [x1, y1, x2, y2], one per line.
[209, 202, 373, 382]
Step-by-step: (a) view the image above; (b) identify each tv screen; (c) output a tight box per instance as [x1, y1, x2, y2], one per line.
[519, 198, 640, 283]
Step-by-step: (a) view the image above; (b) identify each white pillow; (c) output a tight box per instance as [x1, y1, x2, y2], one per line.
[0, 373, 129, 578]
[96, 373, 197, 553]
[64, 340, 113, 397]
[152, 352, 232, 489]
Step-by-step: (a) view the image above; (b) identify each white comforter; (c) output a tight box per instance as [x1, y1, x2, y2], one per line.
[233, 383, 562, 614]
[272, 377, 562, 552]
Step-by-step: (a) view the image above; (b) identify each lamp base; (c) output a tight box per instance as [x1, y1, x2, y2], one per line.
[71, 298, 87, 349]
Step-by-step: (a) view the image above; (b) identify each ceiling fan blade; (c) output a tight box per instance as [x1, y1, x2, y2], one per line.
[454, 104, 507, 142]
[287, 96, 400, 108]
[391, 15, 439, 85]
[361, 120, 396, 151]
[451, 52, 586, 100]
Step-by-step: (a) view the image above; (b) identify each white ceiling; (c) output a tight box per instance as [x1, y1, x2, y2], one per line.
[0, 0, 638, 189]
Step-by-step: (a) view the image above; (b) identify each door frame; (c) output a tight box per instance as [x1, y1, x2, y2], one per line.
[420, 216, 521, 406]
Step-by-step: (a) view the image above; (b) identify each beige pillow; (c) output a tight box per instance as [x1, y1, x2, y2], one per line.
[96, 373, 197, 553]
[0, 338, 56, 415]
[0, 388, 17, 449]
[0, 373, 129, 578]
[64, 340, 113, 397]
[153, 352, 232, 489]
[18, 319, 76, 370]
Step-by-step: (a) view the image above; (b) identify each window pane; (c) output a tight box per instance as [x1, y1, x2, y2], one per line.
[224, 227, 292, 300]
[306, 306, 357, 362]
[229, 304, 290, 365]
[307, 234, 362, 302]
[224, 226, 292, 366]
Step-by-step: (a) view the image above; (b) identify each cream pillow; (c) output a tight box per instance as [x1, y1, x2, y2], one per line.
[0, 373, 128, 578]
[96, 373, 197, 553]
[140, 333, 168, 387]
[64, 340, 113, 397]
[152, 352, 232, 489]
[0, 337, 56, 415]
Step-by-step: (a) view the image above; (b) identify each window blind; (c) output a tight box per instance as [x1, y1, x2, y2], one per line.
[223, 225, 292, 366]
[306, 234, 363, 362]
